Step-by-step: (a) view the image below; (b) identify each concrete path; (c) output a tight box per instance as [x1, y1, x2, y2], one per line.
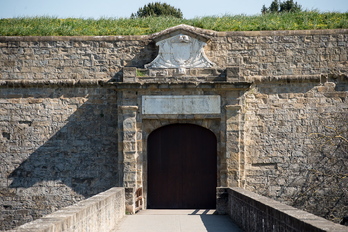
[114, 209, 243, 232]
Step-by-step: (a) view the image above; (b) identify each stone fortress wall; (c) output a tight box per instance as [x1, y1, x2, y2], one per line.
[0, 26, 347, 229]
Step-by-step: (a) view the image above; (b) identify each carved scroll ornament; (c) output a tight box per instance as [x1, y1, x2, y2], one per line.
[145, 34, 215, 69]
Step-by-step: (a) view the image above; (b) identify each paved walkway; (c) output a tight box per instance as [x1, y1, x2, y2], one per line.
[114, 209, 243, 232]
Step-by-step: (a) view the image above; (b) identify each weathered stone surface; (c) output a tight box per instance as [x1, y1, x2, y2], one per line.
[0, 26, 347, 230]
[0, 87, 118, 230]
[1, 29, 347, 82]
[145, 33, 215, 69]
[142, 95, 221, 114]
[243, 81, 348, 222]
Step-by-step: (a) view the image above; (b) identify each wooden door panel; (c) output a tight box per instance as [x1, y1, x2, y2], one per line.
[147, 124, 217, 209]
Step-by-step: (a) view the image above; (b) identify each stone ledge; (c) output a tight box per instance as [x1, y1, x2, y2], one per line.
[0, 79, 115, 88]
[0, 80, 251, 90]
[250, 75, 321, 83]
[221, 28, 348, 37]
[2, 74, 345, 89]
[0, 76, 329, 89]
[0, 35, 150, 42]
[141, 114, 221, 120]
[114, 82, 252, 90]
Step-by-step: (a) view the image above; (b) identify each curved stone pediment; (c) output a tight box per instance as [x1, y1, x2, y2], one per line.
[145, 25, 215, 69]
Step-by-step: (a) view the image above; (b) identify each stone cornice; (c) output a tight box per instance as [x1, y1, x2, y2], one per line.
[250, 75, 321, 83]
[1, 75, 346, 88]
[1, 28, 347, 42]
[0, 35, 150, 42]
[0, 79, 115, 88]
[0, 79, 251, 90]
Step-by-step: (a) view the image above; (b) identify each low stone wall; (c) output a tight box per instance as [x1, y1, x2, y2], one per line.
[7, 187, 125, 232]
[224, 187, 347, 232]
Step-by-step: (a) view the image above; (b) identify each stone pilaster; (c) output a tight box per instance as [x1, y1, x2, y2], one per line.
[118, 105, 138, 188]
[225, 105, 243, 187]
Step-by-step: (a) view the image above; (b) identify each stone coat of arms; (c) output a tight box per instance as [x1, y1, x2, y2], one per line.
[145, 34, 215, 69]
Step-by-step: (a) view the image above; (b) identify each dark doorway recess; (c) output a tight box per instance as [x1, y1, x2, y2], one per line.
[147, 123, 217, 209]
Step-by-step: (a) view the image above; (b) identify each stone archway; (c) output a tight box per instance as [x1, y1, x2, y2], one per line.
[118, 101, 245, 211]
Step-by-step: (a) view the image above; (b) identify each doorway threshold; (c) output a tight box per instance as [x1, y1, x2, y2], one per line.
[138, 209, 217, 215]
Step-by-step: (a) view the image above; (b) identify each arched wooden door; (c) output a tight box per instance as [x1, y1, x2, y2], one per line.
[147, 124, 217, 209]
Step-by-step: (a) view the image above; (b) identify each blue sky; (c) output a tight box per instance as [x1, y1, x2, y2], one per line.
[1, 0, 347, 19]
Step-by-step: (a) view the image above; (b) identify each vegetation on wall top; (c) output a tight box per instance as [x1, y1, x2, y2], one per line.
[0, 11, 347, 36]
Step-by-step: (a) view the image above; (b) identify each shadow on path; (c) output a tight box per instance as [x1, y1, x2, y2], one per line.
[115, 209, 243, 232]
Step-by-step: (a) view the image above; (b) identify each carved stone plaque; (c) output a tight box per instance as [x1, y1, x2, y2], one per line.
[142, 95, 221, 114]
[145, 34, 215, 69]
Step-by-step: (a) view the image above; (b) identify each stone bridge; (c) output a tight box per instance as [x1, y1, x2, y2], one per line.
[8, 187, 347, 232]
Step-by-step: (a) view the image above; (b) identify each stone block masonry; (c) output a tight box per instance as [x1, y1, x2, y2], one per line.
[0, 86, 119, 230]
[1, 29, 348, 82]
[7, 187, 125, 232]
[0, 26, 347, 229]
[243, 80, 348, 222]
[0, 36, 155, 82]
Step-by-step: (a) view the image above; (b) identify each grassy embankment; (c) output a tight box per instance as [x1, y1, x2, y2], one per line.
[0, 11, 347, 36]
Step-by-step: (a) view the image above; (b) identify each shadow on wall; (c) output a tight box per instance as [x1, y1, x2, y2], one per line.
[5, 87, 119, 198]
[113, 41, 157, 81]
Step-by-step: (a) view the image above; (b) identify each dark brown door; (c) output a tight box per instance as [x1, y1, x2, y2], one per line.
[147, 124, 217, 209]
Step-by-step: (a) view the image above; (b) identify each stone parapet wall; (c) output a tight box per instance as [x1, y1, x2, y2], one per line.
[7, 187, 125, 232]
[212, 29, 348, 77]
[1, 29, 347, 82]
[226, 187, 347, 232]
[0, 36, 154, 81]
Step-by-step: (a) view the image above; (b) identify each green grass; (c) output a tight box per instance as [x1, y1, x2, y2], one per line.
[0, 11, 347, 36]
